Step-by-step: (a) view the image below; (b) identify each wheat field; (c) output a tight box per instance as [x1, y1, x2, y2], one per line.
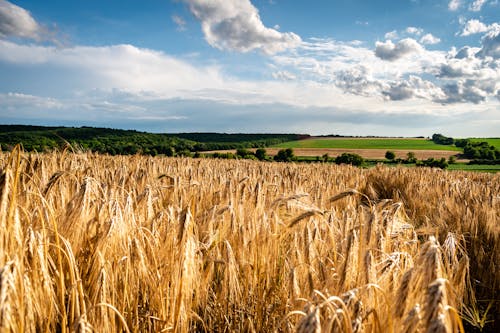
[0, 147, 498, 332]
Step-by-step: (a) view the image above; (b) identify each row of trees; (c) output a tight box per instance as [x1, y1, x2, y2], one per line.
[432, 133, 499, 163]
[211, 148, 295, 162]
[210, 149, 367, 166]
[0, 126, 306, 157]
[385, 150, 451, 169]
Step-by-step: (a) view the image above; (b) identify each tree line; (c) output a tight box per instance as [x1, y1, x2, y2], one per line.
[0, 125, 303, 156]
[432, 133, 499, 163]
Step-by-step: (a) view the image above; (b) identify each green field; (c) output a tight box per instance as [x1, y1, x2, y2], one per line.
[273, 138, 462, 151]
[469, 138, 500, 149]
[448, 163, 500, 173]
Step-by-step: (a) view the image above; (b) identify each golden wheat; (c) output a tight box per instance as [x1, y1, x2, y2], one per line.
[0, 149, 498, 332]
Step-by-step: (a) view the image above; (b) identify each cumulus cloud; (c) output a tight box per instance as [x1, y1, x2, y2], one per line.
[272, 70, 296, 81]
[0, 0, 42, 40]
[384, 30, 398, 40]
[406, 27, 423, 35]
[436, 33, 500, 104]
[453, 46, 480, 59]
[0, 37, 498, 135]
[439, 59, 476, 78]
[477, 24, 500, 58]
[469, 0, 487, 11]
[273, 34, 500, 106]
[375, 38, 423, 61]
[460, 19, 489, 36]
[439, 80, 488, 104]
[420, 33, 441, 45]
[183, 0, 301, 54]
[448, 0, 462, 11]
[334, 66, 383, 97]
[383, 76, 445, 101]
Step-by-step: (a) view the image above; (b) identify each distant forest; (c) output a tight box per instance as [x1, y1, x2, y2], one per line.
[0, 125, 306, 156]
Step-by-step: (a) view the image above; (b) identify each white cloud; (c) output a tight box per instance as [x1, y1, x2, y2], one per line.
[436, 33, 500, 104]
[478, 24, 500, 58]
[439, 80, 489, 104]
[383, 76, 445, 101]
[375, 38, 423, 61]
[448, 0, 462, 11]
[406, 27, 423, 35]
[469, 0, 487, 11]
[272, 70, 296, 81]
[460, 19, 489, 36]
[172, 15, 187, 31]
[0, 37, 498, 136]
[0, 92, 62, 109]
[0, 0, 42, 40]
[384, 30, 398, 40]
[182, 0, 301, 54]
[420, 33, 441, 45]
[334, 65, 383, 97]
[0, 40, 232, 98]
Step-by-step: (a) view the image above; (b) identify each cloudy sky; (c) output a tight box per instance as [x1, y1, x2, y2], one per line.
[0, 0, 499, 136]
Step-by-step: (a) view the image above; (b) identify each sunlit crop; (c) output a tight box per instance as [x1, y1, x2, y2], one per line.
[0, 147, 498, 332]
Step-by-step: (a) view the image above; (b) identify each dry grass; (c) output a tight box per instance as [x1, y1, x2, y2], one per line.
[0, 147, 498, 332]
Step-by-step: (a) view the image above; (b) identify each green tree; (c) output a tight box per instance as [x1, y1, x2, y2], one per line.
[432, 133, 454, 145]
[255, 148, 267, 161]
[236, 148, 251, 158]
[335, 153, 364, 166]
[274, 148, 295, 162]
[385, 151, 396, 160]
[406, 152, 417, 163]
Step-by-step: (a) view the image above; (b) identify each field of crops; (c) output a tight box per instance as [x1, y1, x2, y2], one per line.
[0, 148, 498, 332]
[469, 138, 500, 149]
[274, 138, 462, 151]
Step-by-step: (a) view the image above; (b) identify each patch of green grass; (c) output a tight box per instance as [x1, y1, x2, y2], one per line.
[273, 138, 461, 151]
[448, 163, 499, 173]
[468, 138, 500, 149]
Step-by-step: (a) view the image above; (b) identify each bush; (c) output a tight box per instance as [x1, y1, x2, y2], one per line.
[385, 151, 396, 160]
[432, 133, 454, 145]
[255, 148, 267, 161]
[274, 148, 295, 162]
[417, 157, 448, 169]
[176, 149, 192, 157]
[463, 143, 499, 160]
[468, 159, 500, 165]
[335, 153, 364, 166]
[236, 148, 252, 158]
[406, 152, 417, 164]
[454, 139, 470, 148]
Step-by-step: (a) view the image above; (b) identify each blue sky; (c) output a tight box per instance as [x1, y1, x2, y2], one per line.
[0, 0, 499, 136]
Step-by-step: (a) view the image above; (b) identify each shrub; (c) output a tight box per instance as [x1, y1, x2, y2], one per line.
[432, 133, 454, 145]
[335, 153, 364, 166]
[406, 152, 417, 164]
[385, 151, 396, 160]
[255, 148, 267, 161]
[274, 148, 295, 162]
[417, 157, 448, 169]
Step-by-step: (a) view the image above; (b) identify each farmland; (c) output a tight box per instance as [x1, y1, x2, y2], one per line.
[1, 148, 498, 332]
[469, 138, 500, 149]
